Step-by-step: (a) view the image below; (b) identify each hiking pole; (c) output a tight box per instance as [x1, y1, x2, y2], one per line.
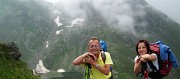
[141, 62, 148, 79]
[85, 63, 91, 79]
[144, 69, 148, 79]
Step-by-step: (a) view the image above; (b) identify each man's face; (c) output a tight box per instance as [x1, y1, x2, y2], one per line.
[88, 40, 101, 55]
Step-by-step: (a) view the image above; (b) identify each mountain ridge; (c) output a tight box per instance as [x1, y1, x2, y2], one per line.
[0, 0, 179, 79]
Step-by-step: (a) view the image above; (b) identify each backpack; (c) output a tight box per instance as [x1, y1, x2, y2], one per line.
[100, 40, 107, 52]
[101, 51, 113, 79]
[100, 40, 113, 79]
[148, 40, 179, 77]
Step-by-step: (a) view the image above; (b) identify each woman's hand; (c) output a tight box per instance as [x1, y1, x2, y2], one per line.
[140, 57, 147, 62]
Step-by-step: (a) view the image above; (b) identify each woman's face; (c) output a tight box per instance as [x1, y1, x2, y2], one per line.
[138, 42, 147, 55]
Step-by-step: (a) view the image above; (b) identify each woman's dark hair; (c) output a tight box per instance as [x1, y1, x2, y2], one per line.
[136, 40, 151, 56]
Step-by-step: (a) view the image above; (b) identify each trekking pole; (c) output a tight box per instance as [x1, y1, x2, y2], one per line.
[141, 62, 148, 79]
[85, 65, 88, 79]
[144, 69, 148, 79]
[85, 63, 91, 79]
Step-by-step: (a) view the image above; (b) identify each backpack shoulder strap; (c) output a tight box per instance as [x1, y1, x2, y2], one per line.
[101, 51, 113, 79]
[148, 53, 159, 72]
[101, 51, 106, 64]
[148, 61, 158, 71]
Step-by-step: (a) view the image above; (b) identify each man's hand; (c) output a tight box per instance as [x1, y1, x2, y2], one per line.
[84, 52, 97, 65]
[87, 52, 97, 61]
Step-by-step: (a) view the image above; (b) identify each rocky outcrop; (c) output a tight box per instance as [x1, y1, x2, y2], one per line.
[0, 42, 21, 60]
[5, 42, 21, 60]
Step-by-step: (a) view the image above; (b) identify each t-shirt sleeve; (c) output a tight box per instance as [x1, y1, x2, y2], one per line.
[134, 56, 139, 63]
[105, 52, 113, 65]
[151, 53, 157, 58]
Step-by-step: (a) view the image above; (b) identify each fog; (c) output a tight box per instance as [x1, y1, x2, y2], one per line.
[41, 0, 150, 36]
[145, 0, 180, 25]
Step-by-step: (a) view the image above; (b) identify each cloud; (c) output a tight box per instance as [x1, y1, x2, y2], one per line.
[145, 0, 180, 25]
[53, 0, 87, 18]
[43, 0, 149, 36]
[91, 0, 137, 34]
[66, 18, 85, 27]
[54, 0, 135, 33]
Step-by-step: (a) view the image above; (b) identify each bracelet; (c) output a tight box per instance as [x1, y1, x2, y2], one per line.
[95, 64, 100, 68]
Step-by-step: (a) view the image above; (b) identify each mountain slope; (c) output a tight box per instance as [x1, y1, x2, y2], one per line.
[0, 0, 179, 79]
[0, 42, 40, 79]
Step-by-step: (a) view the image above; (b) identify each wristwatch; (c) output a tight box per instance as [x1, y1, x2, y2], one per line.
[95, 64, 100, 68]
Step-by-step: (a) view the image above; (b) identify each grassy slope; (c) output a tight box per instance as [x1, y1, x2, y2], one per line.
[0, 0, 179, 79]
[0, 43, 40, 79]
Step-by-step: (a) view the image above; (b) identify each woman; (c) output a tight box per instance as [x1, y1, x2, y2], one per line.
[134, 40, 161, 79]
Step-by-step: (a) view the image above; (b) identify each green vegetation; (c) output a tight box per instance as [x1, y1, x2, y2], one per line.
[0, 0, 179, 79]
[0, 42, 40, 79]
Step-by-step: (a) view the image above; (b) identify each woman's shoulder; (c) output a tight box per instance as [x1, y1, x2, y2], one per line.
[134, 55, 139, 58]
[150, 53, 157, 57]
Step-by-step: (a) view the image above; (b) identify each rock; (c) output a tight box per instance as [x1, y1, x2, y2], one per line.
[4, 42, 21, 60]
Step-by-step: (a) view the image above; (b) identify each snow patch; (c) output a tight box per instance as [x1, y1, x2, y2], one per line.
[57, 69, 65, 73]
[56, 29, 63, 35]
[54, 16, 63, 27]
[33, 60, 50, 75]
[66, 18, 85, 27]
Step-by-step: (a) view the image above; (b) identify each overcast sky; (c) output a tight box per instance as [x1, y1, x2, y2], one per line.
[145, 0, 180, 25]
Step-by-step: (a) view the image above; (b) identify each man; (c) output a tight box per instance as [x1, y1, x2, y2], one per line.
[73, 37, 113, 79]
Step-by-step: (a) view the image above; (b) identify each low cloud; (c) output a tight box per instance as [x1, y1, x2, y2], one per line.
[43, 0, 148, 36]
[92, 0, 136, 34]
